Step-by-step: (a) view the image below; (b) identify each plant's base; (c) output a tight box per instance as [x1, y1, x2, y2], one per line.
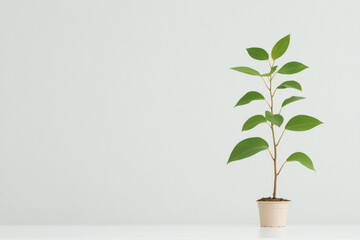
[257, 199, 290, 227]
[257, 197, 290, 202]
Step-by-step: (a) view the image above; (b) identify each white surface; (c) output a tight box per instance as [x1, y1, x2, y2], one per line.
[0, 225, 359, 239]
[1, 0, 360, 225]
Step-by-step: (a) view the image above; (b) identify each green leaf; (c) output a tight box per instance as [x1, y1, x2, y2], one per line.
[287, 152, 315, 171]
[265, 111, 284, 127]
[242, 115, 267, 131]
[282, 96, 305, 108]
[246, 48, 269, 60]
[261, 66, 278, 77]
[285, 115, 323, 131]
[231, 66, 260, 76]
[271, 34, 290, 60]
[278, 62, 308, 74]
[270, 66, 278, 74]
[235, 91, 265, 107]
[228, 137, 269, 163]
[277, 81, 302, 91]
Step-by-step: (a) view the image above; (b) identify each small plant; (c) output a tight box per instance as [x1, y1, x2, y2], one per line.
[228, 34, 322, 199]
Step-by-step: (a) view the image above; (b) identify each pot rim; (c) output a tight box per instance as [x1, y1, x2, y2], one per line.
[256, 200, 291, 203]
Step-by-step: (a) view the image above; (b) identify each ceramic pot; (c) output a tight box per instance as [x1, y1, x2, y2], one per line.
[257, 200, 290, 227]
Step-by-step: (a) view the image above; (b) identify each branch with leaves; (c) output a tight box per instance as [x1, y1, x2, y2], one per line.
[227, 35, 322, 198]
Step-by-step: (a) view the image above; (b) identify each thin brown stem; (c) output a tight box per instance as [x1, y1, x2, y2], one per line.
[270, 124, 277, 198]
[279, 106, 283, 114]
[277, 161, 287, 176]
[260, 76, 270, 90]
[268, 64, 278, 198]
[276, 129, 286, 146]
[260, 60, 280, 198]
[267, 149, 274, 160]
[271, 72, 278, 80]
[265, 99, 271, 108]
[272, 88, 278, 97]
[267, 60, 272, 68]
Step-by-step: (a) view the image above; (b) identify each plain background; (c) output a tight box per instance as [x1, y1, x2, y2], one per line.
[0, 0, 359, 225]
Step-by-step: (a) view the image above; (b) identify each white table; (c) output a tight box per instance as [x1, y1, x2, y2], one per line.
[0, 225, 359, 239]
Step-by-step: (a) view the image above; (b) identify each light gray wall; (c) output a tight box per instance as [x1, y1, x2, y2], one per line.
[0, 0, 359, 224]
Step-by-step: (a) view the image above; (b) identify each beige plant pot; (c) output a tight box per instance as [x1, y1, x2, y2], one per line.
[257, 200, 290, 227]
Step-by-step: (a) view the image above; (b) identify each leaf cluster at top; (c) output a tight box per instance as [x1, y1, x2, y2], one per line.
[228, 34, 323, 172]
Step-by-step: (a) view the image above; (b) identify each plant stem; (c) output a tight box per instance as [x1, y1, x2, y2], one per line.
[277, 161, 287, 176]
[261, 76, 270, 90]
[265, 99, 271, 108]
[269, 62, 278, 199]
[267, 149, 274, 160]
[262, 60, 283, 198]
[276, 129, 286, 146]
[271, 124, 277, 198]
[279, 106, 283, 114]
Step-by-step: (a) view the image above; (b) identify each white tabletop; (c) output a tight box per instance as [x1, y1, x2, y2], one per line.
[0, 225, 359, 239]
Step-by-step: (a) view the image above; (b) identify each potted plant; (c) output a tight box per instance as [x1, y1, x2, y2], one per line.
[227, 34, 322, 227]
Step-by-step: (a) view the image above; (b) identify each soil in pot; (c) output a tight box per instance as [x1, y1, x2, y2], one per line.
[257, 197, 290, 202]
